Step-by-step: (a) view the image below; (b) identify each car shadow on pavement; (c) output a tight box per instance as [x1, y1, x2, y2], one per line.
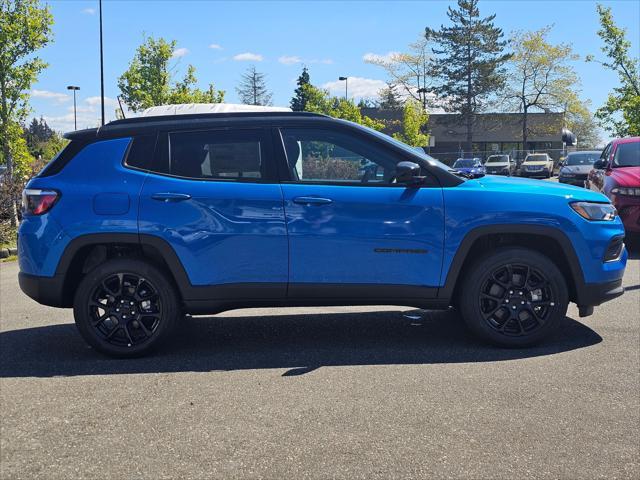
[0, 309, 602, 378]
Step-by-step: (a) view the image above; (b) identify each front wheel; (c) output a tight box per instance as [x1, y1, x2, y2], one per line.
[73, 258, 180, 357]
[459, 248, 569, 347]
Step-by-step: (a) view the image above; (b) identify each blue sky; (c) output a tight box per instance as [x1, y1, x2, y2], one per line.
[30, 0, 640, 132]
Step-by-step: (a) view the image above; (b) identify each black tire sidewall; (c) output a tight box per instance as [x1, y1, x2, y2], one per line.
[73, 258, 179, 357]
[459, 247, 569, 347]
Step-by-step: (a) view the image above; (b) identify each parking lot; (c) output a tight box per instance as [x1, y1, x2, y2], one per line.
[0, 241, 638, 479]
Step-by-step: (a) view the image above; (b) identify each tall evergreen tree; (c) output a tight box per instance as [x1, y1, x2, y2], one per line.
[290, 67, 311, 111]
[427, 0, 511, 153]
[376, 83, 403, 110]
[236, 66, 273, 106]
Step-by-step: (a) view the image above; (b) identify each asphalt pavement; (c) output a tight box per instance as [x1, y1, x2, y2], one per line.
[1, 243, 639, 479]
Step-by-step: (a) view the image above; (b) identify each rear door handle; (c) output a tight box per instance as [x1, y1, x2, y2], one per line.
[292, 196, 333, 206]
[151, 192, 192, 202]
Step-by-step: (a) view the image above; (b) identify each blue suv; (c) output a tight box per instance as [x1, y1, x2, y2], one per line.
[18, 112, 627, 357]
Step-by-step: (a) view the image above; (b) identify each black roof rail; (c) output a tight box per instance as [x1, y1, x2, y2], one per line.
[104, 110, 328, 128]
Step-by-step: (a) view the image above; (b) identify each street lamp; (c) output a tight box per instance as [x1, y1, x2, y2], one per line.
[99, 0, 105, 126]
[338, 76, 348, 100]
[66, 85, 80, 130]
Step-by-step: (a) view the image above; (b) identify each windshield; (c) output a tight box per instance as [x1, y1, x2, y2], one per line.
[362, 124, 454, 171]
[524, 154, 548, 162]
[565, 152, 599, 166]
[453, 159, 479, 168]
[613, 142, 640, 167]
[486, 155, 508, 163]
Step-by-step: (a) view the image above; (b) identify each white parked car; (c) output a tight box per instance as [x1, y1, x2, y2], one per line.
[520, 153, 554, 178]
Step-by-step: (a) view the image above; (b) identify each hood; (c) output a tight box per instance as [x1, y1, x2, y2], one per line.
[485, 162, 509, 168]
[561, 164, 593, 174]
[523, 160, 551, 166]
[610, 166, 640, 187]
[466, 174, 610, 202]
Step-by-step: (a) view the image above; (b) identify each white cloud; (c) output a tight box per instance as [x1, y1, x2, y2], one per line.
[172, 47, 189, 58]
[85, 96, 120, 108]
[41, 112, 101, 132]
[363, 51, 401, 64]
[322, 77, 387, 99]
[233, 52, 263, 62]
[31, 89, 70, 104]
[82, 8, 95, 15]
[278, 56, 333, 66]
[209, 43, 223, 50]
[278, 55, 302, 65]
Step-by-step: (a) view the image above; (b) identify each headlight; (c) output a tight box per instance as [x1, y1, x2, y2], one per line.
[570, 202, 617, 221]
[611, 187, 640, 196]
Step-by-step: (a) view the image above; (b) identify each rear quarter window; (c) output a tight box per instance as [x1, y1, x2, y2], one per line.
[124, 134, 158, 171]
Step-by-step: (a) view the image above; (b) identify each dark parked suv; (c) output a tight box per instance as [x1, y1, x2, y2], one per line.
[18, 111, 627, 357]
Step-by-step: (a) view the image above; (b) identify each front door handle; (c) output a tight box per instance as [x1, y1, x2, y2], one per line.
[151, 192, 192, 202]
[292, 196, 333, 206]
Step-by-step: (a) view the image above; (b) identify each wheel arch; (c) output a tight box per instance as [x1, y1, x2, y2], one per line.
[439, 225, 586, 305]
[56, 233, 191, 307]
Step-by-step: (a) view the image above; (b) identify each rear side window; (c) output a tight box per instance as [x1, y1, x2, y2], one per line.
[166, 129, 265, 180]
[124, 134, 157, 171]
[38, 140, 88, 177]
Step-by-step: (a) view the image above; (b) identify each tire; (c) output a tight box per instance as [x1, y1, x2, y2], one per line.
[73, 258, 180, 357]
[458, 247, 569, 347]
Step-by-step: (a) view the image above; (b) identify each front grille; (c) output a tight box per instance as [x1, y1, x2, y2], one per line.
[604, 235, 625, 262]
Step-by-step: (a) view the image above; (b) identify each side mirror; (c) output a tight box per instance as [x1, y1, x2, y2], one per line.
[395, 161, 422, 185]
[593, 159, 607, 170]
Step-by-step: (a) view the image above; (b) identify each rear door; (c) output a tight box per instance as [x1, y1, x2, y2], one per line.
[138, 127, 287, 295]
[276, 125, 445, 300]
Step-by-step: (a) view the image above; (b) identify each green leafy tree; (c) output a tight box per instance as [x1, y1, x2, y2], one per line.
[587, 4, 640, 137]
[503, 27, 579, 149]
[376, 83, 403, 110]
[290, 67, 311, 111]
[365, 35, 434, 109]
[302, 84, 384, 130]
[427, 0, 511, 153]
[0, 0, 53, 226]
[23, 116, 66, 160]
[565, 97, 601, 149]
[118, 36, 224, 112]
[393, 101, 430, 147]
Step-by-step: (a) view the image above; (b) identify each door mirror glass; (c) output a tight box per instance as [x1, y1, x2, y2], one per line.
[593, 159, 607, 170]
[395, 161, 422, 184]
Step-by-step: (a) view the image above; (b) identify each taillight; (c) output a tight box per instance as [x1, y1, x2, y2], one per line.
[22, 189, 60, 215]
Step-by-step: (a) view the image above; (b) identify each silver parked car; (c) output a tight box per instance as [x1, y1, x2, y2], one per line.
[558, 151, 601, 187]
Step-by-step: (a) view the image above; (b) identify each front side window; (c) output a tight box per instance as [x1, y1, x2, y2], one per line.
[613, 142, 640, 167]
[167, 129, 264, 180]
[280, 128, 401, 184]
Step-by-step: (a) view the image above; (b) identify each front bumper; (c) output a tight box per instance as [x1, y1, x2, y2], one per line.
[521, 169, 550, 178]
[19, 272, 68, 308]
[613, 195, 640, 233]
[559, 174, 588, 186]
[576, 278, 624, 313]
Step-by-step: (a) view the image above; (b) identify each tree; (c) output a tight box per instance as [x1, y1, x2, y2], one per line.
[236, 66, 273, 106]
[0, 0, 53, 226]
[365, 35, 434, 109]
[118, 36, 224, 112]
[290, 67, 311, 111]
[565, 97, 601, 149]
[376, 83, 404, 110]
[587, 4, 640, 137]
[302, 84, 384, 130]
[427, 0, 511, 153]
[503, 27, 578, 149]
[24, 117, 66, 160]
[393, 101, 430, 147]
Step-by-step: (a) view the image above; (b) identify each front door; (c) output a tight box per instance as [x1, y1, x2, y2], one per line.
[277, 127, 444, 299]
[138, 128, 287, 296]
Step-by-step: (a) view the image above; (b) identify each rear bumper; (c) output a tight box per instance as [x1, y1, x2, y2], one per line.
[18, 272, 67, 308]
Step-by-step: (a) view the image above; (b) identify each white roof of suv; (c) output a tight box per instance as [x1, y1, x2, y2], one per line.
[140, 103, 292, 117]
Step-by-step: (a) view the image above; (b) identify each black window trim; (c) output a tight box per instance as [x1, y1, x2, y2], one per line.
[273, 125, 440, 188]
[146, 126, 278, 184]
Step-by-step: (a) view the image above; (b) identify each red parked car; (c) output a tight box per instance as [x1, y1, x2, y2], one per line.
[586, 137, 640, 234]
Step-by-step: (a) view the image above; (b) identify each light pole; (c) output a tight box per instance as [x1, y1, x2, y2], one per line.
[99, 0, 105, 126]
[67, 86, 80, 130]
[339, 76, 348, 100]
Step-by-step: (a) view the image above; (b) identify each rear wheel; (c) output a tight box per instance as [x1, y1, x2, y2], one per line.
[73, 258, 179, 357]
[459, 248, 568, 347]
